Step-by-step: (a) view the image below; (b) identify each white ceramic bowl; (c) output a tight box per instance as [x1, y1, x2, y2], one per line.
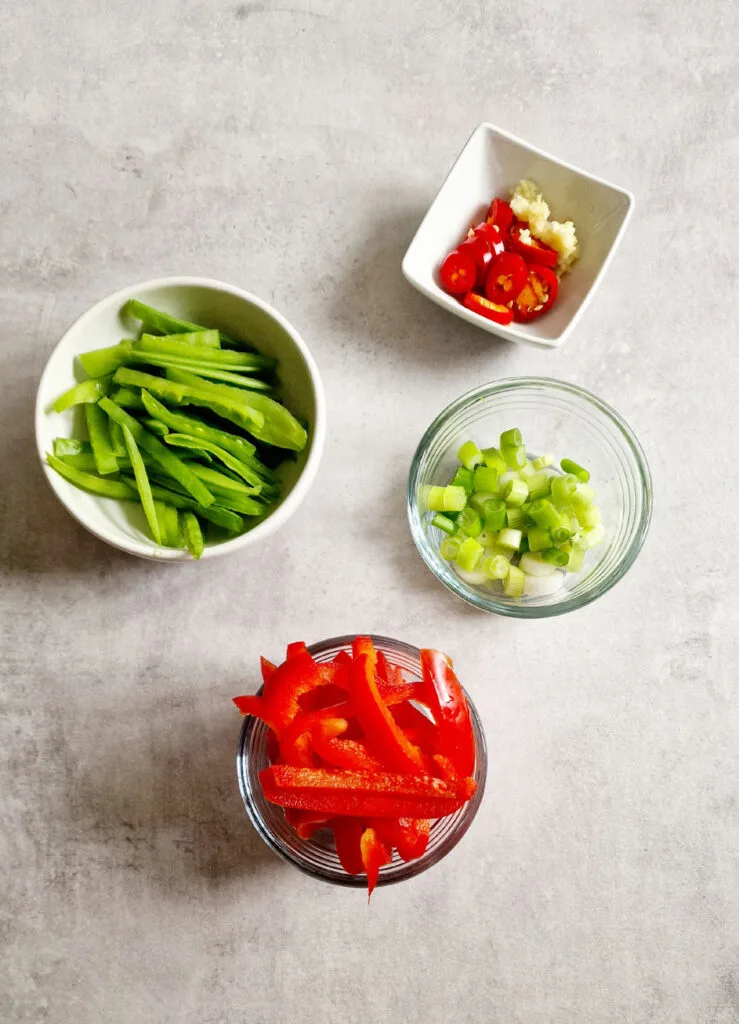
[402, 123, 634, 348]
[35, 277, 326, 561]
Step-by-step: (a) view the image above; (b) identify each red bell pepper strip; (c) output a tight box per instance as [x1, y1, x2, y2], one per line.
[260, 653, 341, 734]
[311, 718, 384, 772]
[420, 649, 476, 778]
[351, 636, 375, 659]
[375, 653, 418, 705]
[512, 265, 559, 322]
[266, 728, 281, 764]
[370, 817, 431, 862]
[259, 765, 475, 818]
[486, 197, 514, 234]
[351, 652, 427, 774]
[278, 703, 352, 766]
[462, 292, 514, 326]
[232, 694, 276, 731]
[286, 640, 310, 660]
[439, 249, 476, 295]
[332, 817, 365, 875]
[360, 827, 392, 898]
[298, 681, 349, 712]
[508, 223, 558, 268]
[484, 251, 528, 305]
[390, 700, 438, 754]
[285, 807, 330, 828]
[260, 657, 277, 685]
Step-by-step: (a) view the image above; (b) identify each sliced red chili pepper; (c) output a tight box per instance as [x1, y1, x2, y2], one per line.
[360, 827, 392, 898]
[420, 649, 476, 778]
[456, 236, 494, 287]
[484, 251, 528, 305]
[351, 652, 427, 773]
[509, 223, 558, 268]
[462, 291, 514, 326]
[468, 222, 505, 256]
[439, 249, 476, 295]
[512, 265, 559, 322]
[259, 765, 474, 818]
[311, 718, 383, 773]
[332, 817, 365, 875]
[486, 197, 514, 234]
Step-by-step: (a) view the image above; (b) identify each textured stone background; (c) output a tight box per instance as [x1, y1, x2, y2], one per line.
[2, 1, 738, 1021]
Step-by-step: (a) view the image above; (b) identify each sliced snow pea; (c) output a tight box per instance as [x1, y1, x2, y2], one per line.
[46, 454, 137, 500]
[51, 375, 112, 414]
[98, 398, 215, 508]
[120, 477, 244, 533]
[164, 434, 266, 490]
[180, 510, 204, 559]
[139, 390, 257, 462]
[85, 402, 119, 476]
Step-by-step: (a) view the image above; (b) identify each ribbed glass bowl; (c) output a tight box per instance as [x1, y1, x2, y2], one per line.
[237, 634, 487, 888]
[408, 377, 652, 618]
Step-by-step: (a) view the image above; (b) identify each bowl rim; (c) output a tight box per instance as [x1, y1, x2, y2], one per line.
[34, 275, 326, 561]
[407, 376, 653, 618]
[401, 121, 635, 348]
[236, 633, 488, 888]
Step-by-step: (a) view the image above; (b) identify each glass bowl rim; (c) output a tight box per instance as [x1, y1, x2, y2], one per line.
[407, 376, 653, 619]
[236, 633, 488, 887]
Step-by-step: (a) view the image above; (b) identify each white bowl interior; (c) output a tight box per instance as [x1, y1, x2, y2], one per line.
[35, 278, 324, 561]
[402, 124, 633, 346]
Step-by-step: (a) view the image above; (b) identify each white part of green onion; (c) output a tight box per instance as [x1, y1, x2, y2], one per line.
[497, 470, 520, 489]
[575, 523, 605, 549]
[532, 454, 555, 470]
[454, 566, 490, 586]
[503, 564, 525, 597]
[566, 547, 586, 573]
[519, 552, 556, 577]
[519, 462, 536, 480]
[523, 572, 565, 597]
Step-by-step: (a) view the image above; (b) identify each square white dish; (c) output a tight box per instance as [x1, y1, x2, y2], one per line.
[401, 123, 634, 347]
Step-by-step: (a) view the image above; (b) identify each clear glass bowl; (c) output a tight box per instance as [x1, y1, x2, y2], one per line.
[407, 377, 652, 618]
[237, 634, 487, 888]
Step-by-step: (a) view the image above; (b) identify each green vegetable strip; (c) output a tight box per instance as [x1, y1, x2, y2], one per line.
[141, 418, 169, 437]
[145, 330, 221, 349]
[99, 398, 215, 508]
[136, 335, 273, 369]
[108, 419, 128, 459]
[53, 438, 91, 456]
[162, 504, 181, 547]
[85, 403, 119, 476]
[58, 452, 103, 472]
[560, 458, 590, 483]
[113, 368, 265, 435]
[122, 424, 161, 545]
[125, 300, 217, 339]
[457, 441, 484, 471]
[165, 368, 307, 451]
[500, 428, 522, 448]
[180, 511, 204, 559]
[52, 376, 111, 414]
[110, 387, 146, 409]
[131, 354, 274, 390]
[121, 478, 244, 533]
[79, 343, 133, 377]
[46, 454, 137, 500]
[139, 391, 257, 463]
[163, 434, 264, 490]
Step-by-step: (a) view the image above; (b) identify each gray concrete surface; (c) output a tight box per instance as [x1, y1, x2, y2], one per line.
[2, 1, 738, 1021]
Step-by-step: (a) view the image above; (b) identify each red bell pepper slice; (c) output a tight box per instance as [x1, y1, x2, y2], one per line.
[371, 817, 431, 862]
[351, 652, 426, 773]
[508, 223, 558, 268]
[332, 817, 365, 875]
[420, 649, 476, 778]
[462, 291, 514, 326]
[266, 728, 281, 764]
[260, 657, 277, 685]
[298, 681, 349, 712]
[311, 718, 383, 773]
[390, 700, 437, 754]
[512, 265, 559, 322]
[360, 827, 392, 898]
[232, 694, 276, 730]
[486, 197, 514, 234]
[376, 651, 419, 705]
[259, 765, 475, 818]
[484, 251, 528, 305]
[439, 249, 476, 295]
[260, 653, 342, 734]
[286, 640, 311, 659]
[278, 703, 352, 766]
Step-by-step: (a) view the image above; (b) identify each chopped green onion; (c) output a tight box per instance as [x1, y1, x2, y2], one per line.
[458, 507, 483, 538]
[527, 472, 551, 500]
[575, 523, 605, 549]
[498, 470, 519, 489]
[455, 537, 484, 571]
[519, 552, 556, 577]
[565, 547, 586, 573]
[431, 513, 457, 535]
[532, 453, 555, 470]
[577, 505, 601, 529]
[519, 535, 530, 553]
[550, 474, 578, 506]
[527, 499, 561, 530]
[428, 484, 467, 512]
[541, 547, 569, 566]
[482, 554, 510, 580]
[524, 573, 564, 598]
[550, 525, 572, 544]
[439, 536, 462, 560]
[506, 506, 525, 529]
[472, 466, 500, 494]
[503, 478, 529, 506]
[452, 466, 474, 494]
[527, 525, 551, 552]
[469, 491, 495, 514]
[503, 564, 525, 597]
[502, 443, 527, 470]
[497, 528, 523, 551]
[561, 458, 590, 483]
[519, 462, 536, 480]
[500, 428, 522, 448]
[457, 441, 484, 471]
[482, 499, 507, 532]
[571, 483, 597, 509]
[482, 447, 507, 475]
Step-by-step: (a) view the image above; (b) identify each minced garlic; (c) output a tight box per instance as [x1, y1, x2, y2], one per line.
[510, 179, 579, 274]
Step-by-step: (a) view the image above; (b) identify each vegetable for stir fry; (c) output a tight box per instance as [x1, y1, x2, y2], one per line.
[233, 637, 478, 898]
[45, 298, 309, 556]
